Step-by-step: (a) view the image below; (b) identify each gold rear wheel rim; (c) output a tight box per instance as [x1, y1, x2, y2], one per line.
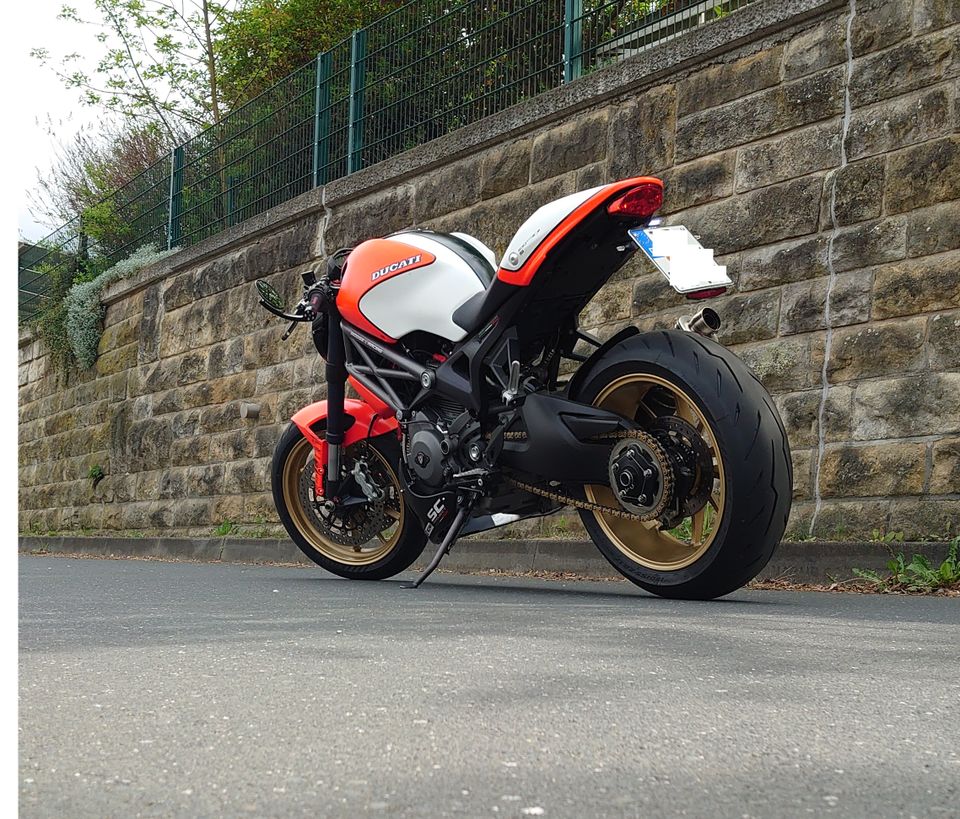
[281, 436, 403, 565]
[584, 374, 726, 571]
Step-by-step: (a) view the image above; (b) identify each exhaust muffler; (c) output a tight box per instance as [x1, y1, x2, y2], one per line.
[675, 307, 721, 338]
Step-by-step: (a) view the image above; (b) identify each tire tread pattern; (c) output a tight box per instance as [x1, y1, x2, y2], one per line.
[573, 330, 793, 600]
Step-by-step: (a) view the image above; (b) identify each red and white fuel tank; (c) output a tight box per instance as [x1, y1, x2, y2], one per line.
[337, 231, 495, 344]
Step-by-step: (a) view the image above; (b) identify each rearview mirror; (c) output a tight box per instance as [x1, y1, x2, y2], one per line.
[256, 279, 287, 312]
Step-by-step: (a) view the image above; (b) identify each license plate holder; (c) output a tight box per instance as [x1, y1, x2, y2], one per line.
[629, 225, 732, 294]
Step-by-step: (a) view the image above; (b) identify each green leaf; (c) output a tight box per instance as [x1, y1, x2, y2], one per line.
[938, 560, 957, 583]
[853, 568, 883, 585]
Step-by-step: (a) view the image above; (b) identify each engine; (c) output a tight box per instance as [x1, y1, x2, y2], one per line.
[403, 402, 484, 492]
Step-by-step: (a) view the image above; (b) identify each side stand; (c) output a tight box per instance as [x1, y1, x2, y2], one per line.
[400, 505, 470, 589]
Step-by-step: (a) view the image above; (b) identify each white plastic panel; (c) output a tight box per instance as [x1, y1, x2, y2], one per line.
[360, 231, 484, 341]
[499, 186, 606, 271]
[451, 232, 498, 270]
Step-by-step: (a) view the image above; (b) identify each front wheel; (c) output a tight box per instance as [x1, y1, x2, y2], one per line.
[271, 423, 427, 580]
[574, 330, 792, 599]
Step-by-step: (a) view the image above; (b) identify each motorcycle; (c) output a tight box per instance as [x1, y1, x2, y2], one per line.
[255, 176, 792, 599]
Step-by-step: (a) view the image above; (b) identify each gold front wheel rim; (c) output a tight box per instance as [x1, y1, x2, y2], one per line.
[584, 374, 726, 571]
[281, 436, 403, 565]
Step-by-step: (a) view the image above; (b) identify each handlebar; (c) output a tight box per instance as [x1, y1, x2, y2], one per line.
[257, 298, 307, 322]
[258, 286, 328, 321]
[308, 289, 326, 315]
[257, 277, 338, 343]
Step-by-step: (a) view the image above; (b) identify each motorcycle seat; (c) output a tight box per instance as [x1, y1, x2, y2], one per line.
[436, 232, 517, 335]
[418, 230, 513, 336]
[452, 274, 516, 335]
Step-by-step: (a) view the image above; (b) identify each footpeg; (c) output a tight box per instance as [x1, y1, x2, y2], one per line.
[501, 360, 521, 404]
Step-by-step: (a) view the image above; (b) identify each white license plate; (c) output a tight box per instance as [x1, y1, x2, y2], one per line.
[629, 225, 732, 294]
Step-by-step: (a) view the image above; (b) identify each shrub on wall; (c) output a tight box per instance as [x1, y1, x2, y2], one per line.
[63, 244, 177, 369]
[34, 263, 76, 369]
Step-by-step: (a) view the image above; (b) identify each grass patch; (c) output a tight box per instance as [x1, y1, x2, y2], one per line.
[853, 536, 960, 594]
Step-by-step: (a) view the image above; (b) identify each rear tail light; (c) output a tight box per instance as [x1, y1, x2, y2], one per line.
[607, 182, 664, 219]
[685, 287, 727, 300]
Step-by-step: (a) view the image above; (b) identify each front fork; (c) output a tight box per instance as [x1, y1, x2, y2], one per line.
[323, 306, 348, 500]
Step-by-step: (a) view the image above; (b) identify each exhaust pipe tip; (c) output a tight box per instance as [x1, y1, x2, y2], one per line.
[676, 307, 721, 338]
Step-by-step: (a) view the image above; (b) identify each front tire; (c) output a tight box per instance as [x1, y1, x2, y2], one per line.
[574, 330, 792, 600]
[271, 423, 427, 580]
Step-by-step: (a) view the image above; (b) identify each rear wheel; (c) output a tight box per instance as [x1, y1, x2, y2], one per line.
[575, 330, 792, 599]
[271, 423, 427, 579]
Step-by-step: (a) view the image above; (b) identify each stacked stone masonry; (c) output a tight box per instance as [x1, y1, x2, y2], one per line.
[18, 0, 960, 542]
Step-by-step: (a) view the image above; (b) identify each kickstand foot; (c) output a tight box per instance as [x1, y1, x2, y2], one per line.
[400, 505, 469, 589]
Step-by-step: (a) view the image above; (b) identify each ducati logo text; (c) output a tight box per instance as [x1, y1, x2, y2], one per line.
[371, 254, 422, 281]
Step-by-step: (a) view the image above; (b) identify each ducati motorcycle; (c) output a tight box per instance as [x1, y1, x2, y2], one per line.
[256, 176, 792, 599]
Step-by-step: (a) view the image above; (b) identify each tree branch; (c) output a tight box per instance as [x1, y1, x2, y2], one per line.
[100, 3, 177, 139]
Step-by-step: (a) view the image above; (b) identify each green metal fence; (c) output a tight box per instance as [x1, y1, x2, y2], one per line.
[357, 1, 565, 169]
[572, 0, 749, 76]
[176, 61, 318, 247]
[19, 0, 749, 323]
[18, 217, 89, 325]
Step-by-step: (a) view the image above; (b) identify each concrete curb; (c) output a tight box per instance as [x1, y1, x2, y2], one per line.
[18, 536, 952, 583]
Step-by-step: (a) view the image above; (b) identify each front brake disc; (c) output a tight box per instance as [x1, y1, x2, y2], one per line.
[298, 456, 390, 546]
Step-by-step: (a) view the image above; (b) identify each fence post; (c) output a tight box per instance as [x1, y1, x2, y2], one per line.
[347, 29, 367, 175]
[564, 0, 583, 83]
[313, 51, 333, 187]
[226, 175, 240, 226]
[167, 144, 184, 249]
[76, 225, 89, 280]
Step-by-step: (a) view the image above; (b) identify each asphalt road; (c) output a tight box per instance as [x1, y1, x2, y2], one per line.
[19, 556, 960, 818]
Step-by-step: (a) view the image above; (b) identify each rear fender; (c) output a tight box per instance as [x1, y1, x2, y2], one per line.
[291, 399, 399, 494]
[565, 326, 641, 400]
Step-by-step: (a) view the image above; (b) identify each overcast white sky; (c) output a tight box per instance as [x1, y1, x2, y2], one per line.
[14, 0, 104, 242]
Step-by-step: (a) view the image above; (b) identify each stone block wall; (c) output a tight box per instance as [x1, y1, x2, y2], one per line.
[18, 0, 960, 542]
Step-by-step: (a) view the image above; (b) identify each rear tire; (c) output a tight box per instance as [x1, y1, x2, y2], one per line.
[573, 330, 792, 600]
[271, 423, 427, 580]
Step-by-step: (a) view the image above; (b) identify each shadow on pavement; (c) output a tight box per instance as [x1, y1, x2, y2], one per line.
[276, 573, 781, 606]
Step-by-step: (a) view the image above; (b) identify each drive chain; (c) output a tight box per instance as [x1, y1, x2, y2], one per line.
[501, 429, 674, 523]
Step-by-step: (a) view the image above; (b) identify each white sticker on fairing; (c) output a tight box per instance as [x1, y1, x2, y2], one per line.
[629, 225, 732, 294]
[371, 254, 422, 281]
